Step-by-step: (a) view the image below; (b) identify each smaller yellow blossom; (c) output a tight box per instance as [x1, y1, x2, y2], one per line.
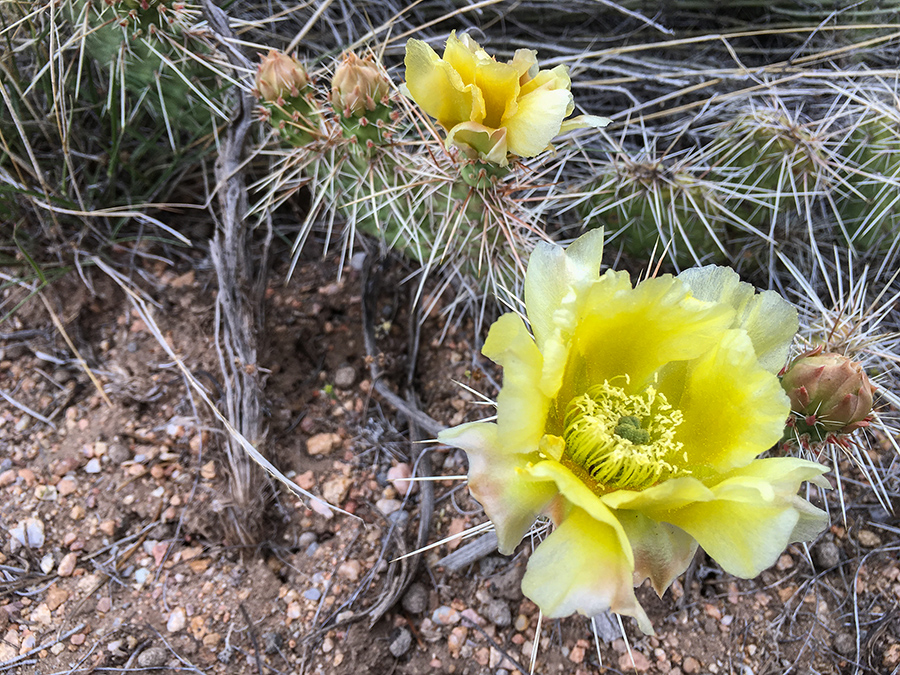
[404, 32, 607, 166]
[439, 230, 829, 633]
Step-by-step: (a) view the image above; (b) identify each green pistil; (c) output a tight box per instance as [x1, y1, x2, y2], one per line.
[614, 415, 650, 444]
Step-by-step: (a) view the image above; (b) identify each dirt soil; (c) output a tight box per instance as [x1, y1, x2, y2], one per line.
[1, 247, 899, 675]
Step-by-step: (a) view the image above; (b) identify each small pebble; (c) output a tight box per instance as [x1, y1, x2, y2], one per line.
[389, 628, 412, 657]
[298, 532, 317, 549]
[57, 477, 77, 497]
[138, 647, 168, 668]
[40, 554, 55, 574]
[303, 588, 322, 602]
[402, 583, 428, 614]
[486, 599, 512, 627]
[387, 463, 415, 496]
[514, 614, 529, 632]
[833, 631, 856, 656]
[337, 560, 361, 582]
[10, 518, 44, 550]
[107, 443, 131, 464]
[375, 498, 402, 516]
[84, 458, 102, 474]
[683, 656, 700, 673]
[166, 608, 186, 633]
[431, 606, 460, 625]
[333, 366, 356, 389]
[812, 541, 841, 570]
[448, 626, 467, 657]
[57, 552, 78, 577]
[306, 432, 341, 456]
[856, 530, 882, 548]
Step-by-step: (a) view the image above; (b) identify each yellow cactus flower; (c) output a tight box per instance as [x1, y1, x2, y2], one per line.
[404, 32, 608, 166]
[439, 230, 829, 633]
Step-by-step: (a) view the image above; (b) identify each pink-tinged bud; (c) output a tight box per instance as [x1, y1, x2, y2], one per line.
[331, 52, 390, 119]
[781, 350, 874, 440]
[255, 50, 309, 103]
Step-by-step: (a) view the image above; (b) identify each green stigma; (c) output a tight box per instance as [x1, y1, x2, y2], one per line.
[563, 380, 684, 491]
[614, 415, 650, 444]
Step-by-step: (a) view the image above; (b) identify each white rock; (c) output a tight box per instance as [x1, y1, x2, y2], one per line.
[309, 498, 334, 519]
[40, 553, 55, 574]
[10, 518, 45, 550]
[133, 568, 150, 587]
[84, 458, 102, 474]
[166, 607, 186, 633]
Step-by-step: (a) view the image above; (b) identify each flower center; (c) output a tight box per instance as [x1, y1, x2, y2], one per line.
[562, 379, 685, 491]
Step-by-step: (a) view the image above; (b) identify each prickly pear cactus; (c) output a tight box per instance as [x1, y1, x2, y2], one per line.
[835, 111, 900, 251]
[578, 153, 728, 267]
[70, 0, 219, 136]
[251, 48, 539, 298]
[711, 108, 826, 227]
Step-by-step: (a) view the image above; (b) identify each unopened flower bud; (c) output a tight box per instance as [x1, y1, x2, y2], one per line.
[781, 350, 874, 440]
[255, 50, 309, 103]
[331, 52, 390, 119]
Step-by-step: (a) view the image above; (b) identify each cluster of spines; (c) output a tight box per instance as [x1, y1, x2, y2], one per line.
[575, 96, 900, 273]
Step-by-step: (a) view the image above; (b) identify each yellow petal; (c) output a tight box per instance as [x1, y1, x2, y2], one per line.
[475, 59, 520, 128]
[442, 31, 479, 85]
[524, 228, 606, 349]
[482, 312, 549, 453]
[651, 458, 828, 578]
[509, 48, 538, 81]
[521, 506, 654, 634]
[563, 274, 734, 395]
[438, 422, 558, 554]
[504, 85, 573, 157]
[527, 460, 633, 564]
[404, 38, 485, 130]
[678, 266, 798, 373]
[559, 114, 611, 134]
[601, 476, 715, 512]
[663, 329, 789, 470]
[446, 122, 509, 165]
[616, 510, 697, 598]
[520, 64, 572, 97]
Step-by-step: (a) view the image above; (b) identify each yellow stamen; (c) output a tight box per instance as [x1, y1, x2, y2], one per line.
[563, 379, 684, 491]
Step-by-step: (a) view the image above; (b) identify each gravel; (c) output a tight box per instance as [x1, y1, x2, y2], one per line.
[401, 583, 428, 614]
[485, 599, 511, 627]
[812, 541, 841, 570]
[389, 628, 412, 657]
[137, 646, 168, 668]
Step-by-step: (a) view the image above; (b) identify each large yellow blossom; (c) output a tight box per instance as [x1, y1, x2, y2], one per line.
[439, 230, 829, 633]
[404, 32, 607, 166]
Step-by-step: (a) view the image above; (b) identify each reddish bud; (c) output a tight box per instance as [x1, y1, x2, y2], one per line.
[781, 350, 874, 440]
